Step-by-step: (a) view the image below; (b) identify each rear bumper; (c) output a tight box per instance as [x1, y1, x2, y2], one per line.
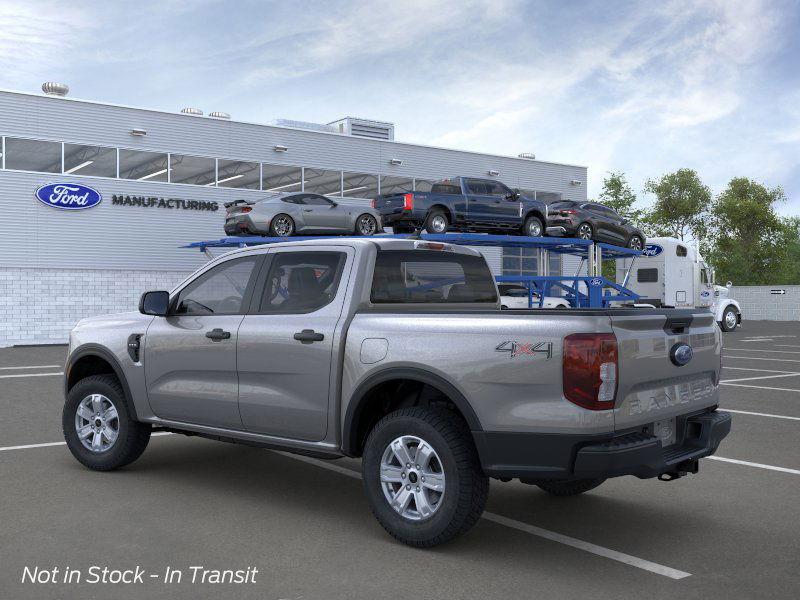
[224, 215, 269, 236]
[473, 409, 731, 481]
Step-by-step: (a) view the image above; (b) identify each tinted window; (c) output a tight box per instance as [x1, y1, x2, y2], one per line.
[262, 164, 302, 193]
[304, 168, 342, 196]
[5, 138, 61, 173]
[217, 159, 260, 189]
[465, 179, 489, 195]
[677, 245, 688, 257]
[637, 268, 659, 283]
[119, 149, 168, 182]
[380, 175, 413, 195]
[371, 250, 497, 303]
[259, 251, 346, 313]
[549, 201, 577, 210]
[303, 195, 335, 206]
[281, 195, 305, 204]
[170, 154, 216, 186]
[174, 257, 259, 315]
[64, 144, 117, 177]
[414, 179, 436, 192]
[484, 181, 512, 197]
[342, 172, 379, 198]
[430, 179, 462, 194]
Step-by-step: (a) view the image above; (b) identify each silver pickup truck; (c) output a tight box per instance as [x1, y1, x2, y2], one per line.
[63, 237, 731, 547]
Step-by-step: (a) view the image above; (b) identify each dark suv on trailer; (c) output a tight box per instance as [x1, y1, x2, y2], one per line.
[546, 200, 646, 249]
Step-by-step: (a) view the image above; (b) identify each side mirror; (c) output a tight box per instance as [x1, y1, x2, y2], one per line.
[726, 281, 732, 288]
[329, 201, 338, 208]
[139, 290, 170, 316]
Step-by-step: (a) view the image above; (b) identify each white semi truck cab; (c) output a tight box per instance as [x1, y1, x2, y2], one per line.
[616, 236, 742, 332]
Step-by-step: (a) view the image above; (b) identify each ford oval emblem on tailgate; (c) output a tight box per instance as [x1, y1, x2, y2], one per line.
[35, 183, 102, 210]
[670, 343, 693, 366]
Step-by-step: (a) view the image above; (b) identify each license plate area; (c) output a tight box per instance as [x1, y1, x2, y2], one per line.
[653, 418, 677, 447]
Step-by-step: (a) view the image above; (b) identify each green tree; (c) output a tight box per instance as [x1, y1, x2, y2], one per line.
[642, 169, 711, 241]
[706, 177, 793, 285]
[598, 171, 643, 226]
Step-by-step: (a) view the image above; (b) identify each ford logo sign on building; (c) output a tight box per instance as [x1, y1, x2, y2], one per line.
[642, 244, 663, 257]
[35, 183, 102, 210]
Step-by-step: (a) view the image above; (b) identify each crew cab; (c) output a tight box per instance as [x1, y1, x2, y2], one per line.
[63, 238, 730, 547]
[373, 177, 549, 237]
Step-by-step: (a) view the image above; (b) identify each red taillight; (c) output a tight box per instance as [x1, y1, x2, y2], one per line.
[563, 333, 618, 410]
[402, 193, 414, 211]
[561, 209, 577, 215]
[241, 207, 252, 213]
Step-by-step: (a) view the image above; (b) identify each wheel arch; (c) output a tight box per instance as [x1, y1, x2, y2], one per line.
[65, 345, 139, 421]
[342, 367, 482, 458]
[426, 203, 454, 223]
[715, 301, 741, 323]
[523, 209, 546, 224]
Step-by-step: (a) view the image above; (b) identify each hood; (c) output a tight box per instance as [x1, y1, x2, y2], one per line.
[714, 285, 730, 298]
[74, 310, 153, 330]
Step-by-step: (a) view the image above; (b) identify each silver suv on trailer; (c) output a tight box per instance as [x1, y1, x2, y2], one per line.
[63, 238, 731, 546]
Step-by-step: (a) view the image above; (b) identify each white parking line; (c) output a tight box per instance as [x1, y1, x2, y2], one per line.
[708, 456, 800, 475]
[0, 372, 64, 379]
[721, 373, 800, 383]
[725, 356, 800, 364]
[0, 365, 62, 370]
[721, 409, 800, 421]
[720, 382, 800, 393]
[772, 344, 800, 349]
[726, 348, 800, 354]
[722, 367, 799, 374]
[0, 432, 172, 452]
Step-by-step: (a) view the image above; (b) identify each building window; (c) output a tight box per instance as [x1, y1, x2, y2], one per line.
[414, 178, 436, 192]
[119, 149, 168, 182]
[217, 159, 260, 189]
[379, 175, 413, 195]
[4, 138, 61, 173]
[341, 172, 378, 198]
[262, 164, 302, 193]
[63, 144, 117, 177]
[502, 247, 539, 276]
[170, 154, 216, 186]
[304, 168, 342, 196]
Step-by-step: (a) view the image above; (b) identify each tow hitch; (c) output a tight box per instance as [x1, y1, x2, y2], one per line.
[658, 459, 699, 481]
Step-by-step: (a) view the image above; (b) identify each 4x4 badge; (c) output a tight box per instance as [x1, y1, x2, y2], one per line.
[496, 341, 553, 359]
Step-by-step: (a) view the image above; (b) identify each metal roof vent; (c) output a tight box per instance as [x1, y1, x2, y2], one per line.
[42, 82, 69, 96]
[328, 117, 395, 141]
[180, 107, 204, 116]
[209, 111, 230, 119]
[518, 152, 536, 160]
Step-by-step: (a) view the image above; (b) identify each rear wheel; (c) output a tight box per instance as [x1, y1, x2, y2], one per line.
[576, 222, 593, 240]
[63, 374, 151, 471]
[269, 214, 295, 237]
[355, 214, 379, 236]
[424, 209, 449, 234]
[627, 235, 644, 251]
[522, 215, 544, 237]
[720, 307, 738, 332]
[362, 407, 488, 547]
[535, 478, 605, 496]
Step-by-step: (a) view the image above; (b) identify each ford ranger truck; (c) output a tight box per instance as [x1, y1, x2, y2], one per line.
[63, 238, 730, 547]
[372, 177, 550, 237]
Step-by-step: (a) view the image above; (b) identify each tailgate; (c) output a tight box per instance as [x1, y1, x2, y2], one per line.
[611, 310, 721, 432]
[373, 192, 427, 213]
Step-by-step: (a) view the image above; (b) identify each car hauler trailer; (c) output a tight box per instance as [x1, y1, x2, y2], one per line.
[615, 236, 742, 331]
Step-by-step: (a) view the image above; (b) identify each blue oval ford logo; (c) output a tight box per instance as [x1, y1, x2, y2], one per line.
[588, 277, 603, 287]
[642, 244, 663, 257]
[670, 343, 693, 367]
[35, 183, 102, 210]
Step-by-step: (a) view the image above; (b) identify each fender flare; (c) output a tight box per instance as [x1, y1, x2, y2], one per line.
[715, 301, 741, 323]
[65, 344, 139, 421]
[341, 367, 483, 457]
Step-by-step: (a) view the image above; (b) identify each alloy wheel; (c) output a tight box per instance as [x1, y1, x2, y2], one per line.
[526, 220, 543, 237]
[75, 394, 120, 453]
[430, 215, 448, 233]
[577, 224, 593, 240]
[380, 435, 446, 521]
[273, 216, 293, 236]
[358, 215, 377, 236]
[629, 236, 643, 251]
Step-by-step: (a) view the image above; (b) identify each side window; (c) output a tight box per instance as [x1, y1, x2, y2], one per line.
[485, 181, 512, 197]
[304, 195, 334, 206]
[258, 251, 346, 313]
[430, 181, 461, 194]
[676, 245, 688, 257]
[637, 268, 659, 283]
[174, 257, 260, 316]
[465, 179, 489, 195]
[282, 195, 305, 205]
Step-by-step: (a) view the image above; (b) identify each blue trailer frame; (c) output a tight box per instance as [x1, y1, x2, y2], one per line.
[183, 233, 641, 308]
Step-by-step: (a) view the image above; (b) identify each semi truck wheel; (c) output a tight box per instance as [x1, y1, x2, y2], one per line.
[63, 374, 151, 471]
[362, 407, 488, 547]
[720, 306, 738, 332]
[535, 478, 605, 496]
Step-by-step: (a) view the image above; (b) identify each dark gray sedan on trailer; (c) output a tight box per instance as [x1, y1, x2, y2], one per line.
[224, 192, 383, 237]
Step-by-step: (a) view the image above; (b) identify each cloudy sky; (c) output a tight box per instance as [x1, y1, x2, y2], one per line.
[1, 0, 798, 212]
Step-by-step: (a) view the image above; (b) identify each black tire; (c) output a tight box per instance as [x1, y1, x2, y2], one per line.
[63, 374, 151, 471]
[355, 213, 379, 236]
[424, 209, 449, 234]
[362, 407, 489, 547]
[627, 235, 644, 251]
[576, 222, 594, 240]
[269, 213, 295, 237]
[522, 215, 544, 237]
[720, 307, 738, 332]
[536, 478, 605, 497]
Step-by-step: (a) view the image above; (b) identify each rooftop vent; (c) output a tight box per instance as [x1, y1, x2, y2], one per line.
[209, 111, 230, 119]
[180, 107, 203, 116]
[328, 117, 394, 141]
[42, 82, 69, 97]
[269, 119, 337, 134]
[518, 152, 536, 160]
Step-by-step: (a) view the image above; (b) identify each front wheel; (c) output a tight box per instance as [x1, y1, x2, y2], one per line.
[63, 374, 151, 471]
[535, 478, 605, 496]
[355, 213, 379, 236]
[362, 407, 489, 547]
[720, 307, 738, 332]
[627, 235, 644, 251]
[522, 215, 544, 237]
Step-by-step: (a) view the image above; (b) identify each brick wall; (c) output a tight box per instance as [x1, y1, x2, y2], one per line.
[729, 285, 800, 322]
[0, 268, 190, 347]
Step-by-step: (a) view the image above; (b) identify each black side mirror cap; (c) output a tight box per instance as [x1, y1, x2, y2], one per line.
[139, 290, 170, 316]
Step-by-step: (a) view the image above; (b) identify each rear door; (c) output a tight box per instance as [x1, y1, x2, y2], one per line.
[236, 246, 353, 441]
[144, 255, 263, 429]
[610, 311, 721, 440]
[464, 179, 495, 226]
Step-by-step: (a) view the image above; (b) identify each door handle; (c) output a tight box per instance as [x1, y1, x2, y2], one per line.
[293, 329, 324, 343]
[205, 328, 231, 341]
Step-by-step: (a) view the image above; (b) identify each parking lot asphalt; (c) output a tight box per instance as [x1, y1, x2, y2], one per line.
[1, 322, 799, 600]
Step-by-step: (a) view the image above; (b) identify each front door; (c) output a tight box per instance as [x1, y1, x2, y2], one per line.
[237, 246, 353, 441]
[144, 255, 262, 429]
[300, 194, 350, 232]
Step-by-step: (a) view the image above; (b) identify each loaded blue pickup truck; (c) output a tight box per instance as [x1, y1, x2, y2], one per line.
[372, 177, 550, 236]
